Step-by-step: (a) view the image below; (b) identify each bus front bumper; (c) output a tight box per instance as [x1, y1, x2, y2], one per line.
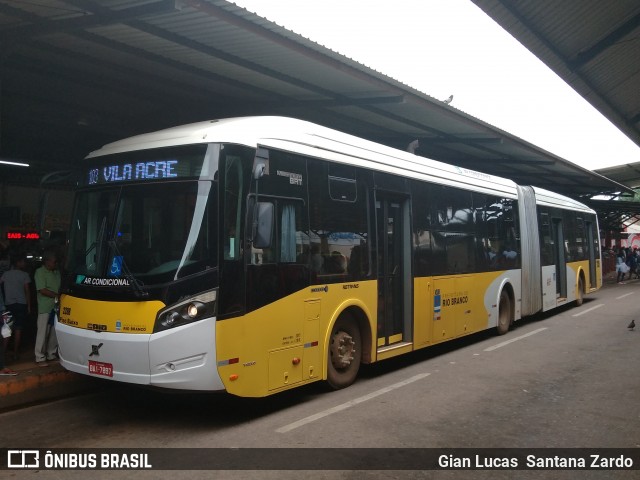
[56, 317, 226, 391]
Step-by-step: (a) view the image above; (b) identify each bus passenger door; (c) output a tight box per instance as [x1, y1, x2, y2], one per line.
[586, 220, 597, 289]
[376, 195, 411, 348]
[552, 218, 567, 299]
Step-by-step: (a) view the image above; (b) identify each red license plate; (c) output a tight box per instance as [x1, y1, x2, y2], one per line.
[88, 360, 113, 377]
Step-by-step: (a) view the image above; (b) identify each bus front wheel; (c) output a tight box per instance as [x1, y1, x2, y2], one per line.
[327, 315, 362, 390]
[496, 290, 512, 335]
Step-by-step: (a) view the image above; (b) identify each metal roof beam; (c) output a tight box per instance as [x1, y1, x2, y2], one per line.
[302, 96, 406, 107]
[0, 0, 178, 43]
[425, 137, 504, 145]
[625, 216, 640, 227]
[485, 157, 556, 166]
[570, 13, 640, 70]
[70, 28, 290, 102]
[5, 41, 219, 108]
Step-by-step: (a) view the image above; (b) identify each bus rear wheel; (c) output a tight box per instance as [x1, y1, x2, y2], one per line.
[496, 290, 512, 335]
[576, 277, 585, 306]
[327, 315, 362, 390]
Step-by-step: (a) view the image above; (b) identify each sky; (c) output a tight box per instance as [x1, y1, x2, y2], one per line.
[231, 0, 640, 171]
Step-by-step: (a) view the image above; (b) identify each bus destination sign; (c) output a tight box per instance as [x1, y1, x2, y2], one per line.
[88, 160, 179, 185]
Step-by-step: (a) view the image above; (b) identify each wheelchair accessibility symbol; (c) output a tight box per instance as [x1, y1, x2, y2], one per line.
[109, 256, 123, 277]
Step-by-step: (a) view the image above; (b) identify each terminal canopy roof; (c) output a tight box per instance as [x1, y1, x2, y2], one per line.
[590, 163, 640, 231]
[0, 0, 632, 200]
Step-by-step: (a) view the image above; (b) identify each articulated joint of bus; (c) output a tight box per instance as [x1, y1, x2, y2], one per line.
[154, 289, 218, 333]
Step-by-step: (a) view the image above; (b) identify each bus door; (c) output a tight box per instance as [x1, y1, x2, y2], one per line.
[376, 195, 411, 348]
[586, 220, 597, 289]
[552, 218, 567, 299]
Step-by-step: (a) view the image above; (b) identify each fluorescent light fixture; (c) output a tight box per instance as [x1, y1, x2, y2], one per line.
[0, 159, 30, 167]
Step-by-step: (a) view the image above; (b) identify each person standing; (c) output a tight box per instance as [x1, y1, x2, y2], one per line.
[0, 254, 32, 361]
[626, 248, 638, 280]
[34, 250, 60, 367]
[616, 249, 629, 283]
[0, 245, 9, 311]
[1, 310, 17, 375]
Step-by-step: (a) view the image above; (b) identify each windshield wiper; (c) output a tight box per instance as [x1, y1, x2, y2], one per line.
[107, 240, 148, 298]
[83, 216, 106, 262]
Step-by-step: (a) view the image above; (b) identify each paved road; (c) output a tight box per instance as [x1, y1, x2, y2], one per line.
[1, 281, 639, 479]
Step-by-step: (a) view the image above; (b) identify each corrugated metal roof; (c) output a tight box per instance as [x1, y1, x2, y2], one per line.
[0, 0, 632, 200]
[596, 163, 640, 190]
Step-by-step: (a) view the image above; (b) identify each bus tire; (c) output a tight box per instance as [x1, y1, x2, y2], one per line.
[326, 314, 362, 390]
[576, 276, 585, 306]
[496, 290, 512, 335]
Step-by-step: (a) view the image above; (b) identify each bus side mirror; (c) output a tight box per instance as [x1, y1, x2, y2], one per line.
[253, 162, 266, 180]
[253, 148, 269, 180]
[253, 202, 274, 249]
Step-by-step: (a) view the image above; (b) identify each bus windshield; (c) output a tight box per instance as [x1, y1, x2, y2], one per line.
[67, 145, 219, 286]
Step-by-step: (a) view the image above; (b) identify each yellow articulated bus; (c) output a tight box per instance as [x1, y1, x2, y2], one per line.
[57, 117, 601, 397]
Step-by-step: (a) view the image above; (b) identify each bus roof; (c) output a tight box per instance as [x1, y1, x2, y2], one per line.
[86, 116, 541, 201]
[532, 186, 595, 212]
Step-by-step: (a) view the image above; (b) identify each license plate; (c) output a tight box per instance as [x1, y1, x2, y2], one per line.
[88, 360, 113, 377]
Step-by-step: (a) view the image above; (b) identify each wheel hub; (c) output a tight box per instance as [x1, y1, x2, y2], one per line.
[330, 331, 355, 369]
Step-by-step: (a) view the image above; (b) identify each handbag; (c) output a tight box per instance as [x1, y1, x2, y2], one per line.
[1, 310, 13, 338]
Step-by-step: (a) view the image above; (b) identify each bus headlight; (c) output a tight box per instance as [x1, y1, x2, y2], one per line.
[166, 312, 181, 326]
[154, 290, 217, 332]
[187, 302, 204, 318]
